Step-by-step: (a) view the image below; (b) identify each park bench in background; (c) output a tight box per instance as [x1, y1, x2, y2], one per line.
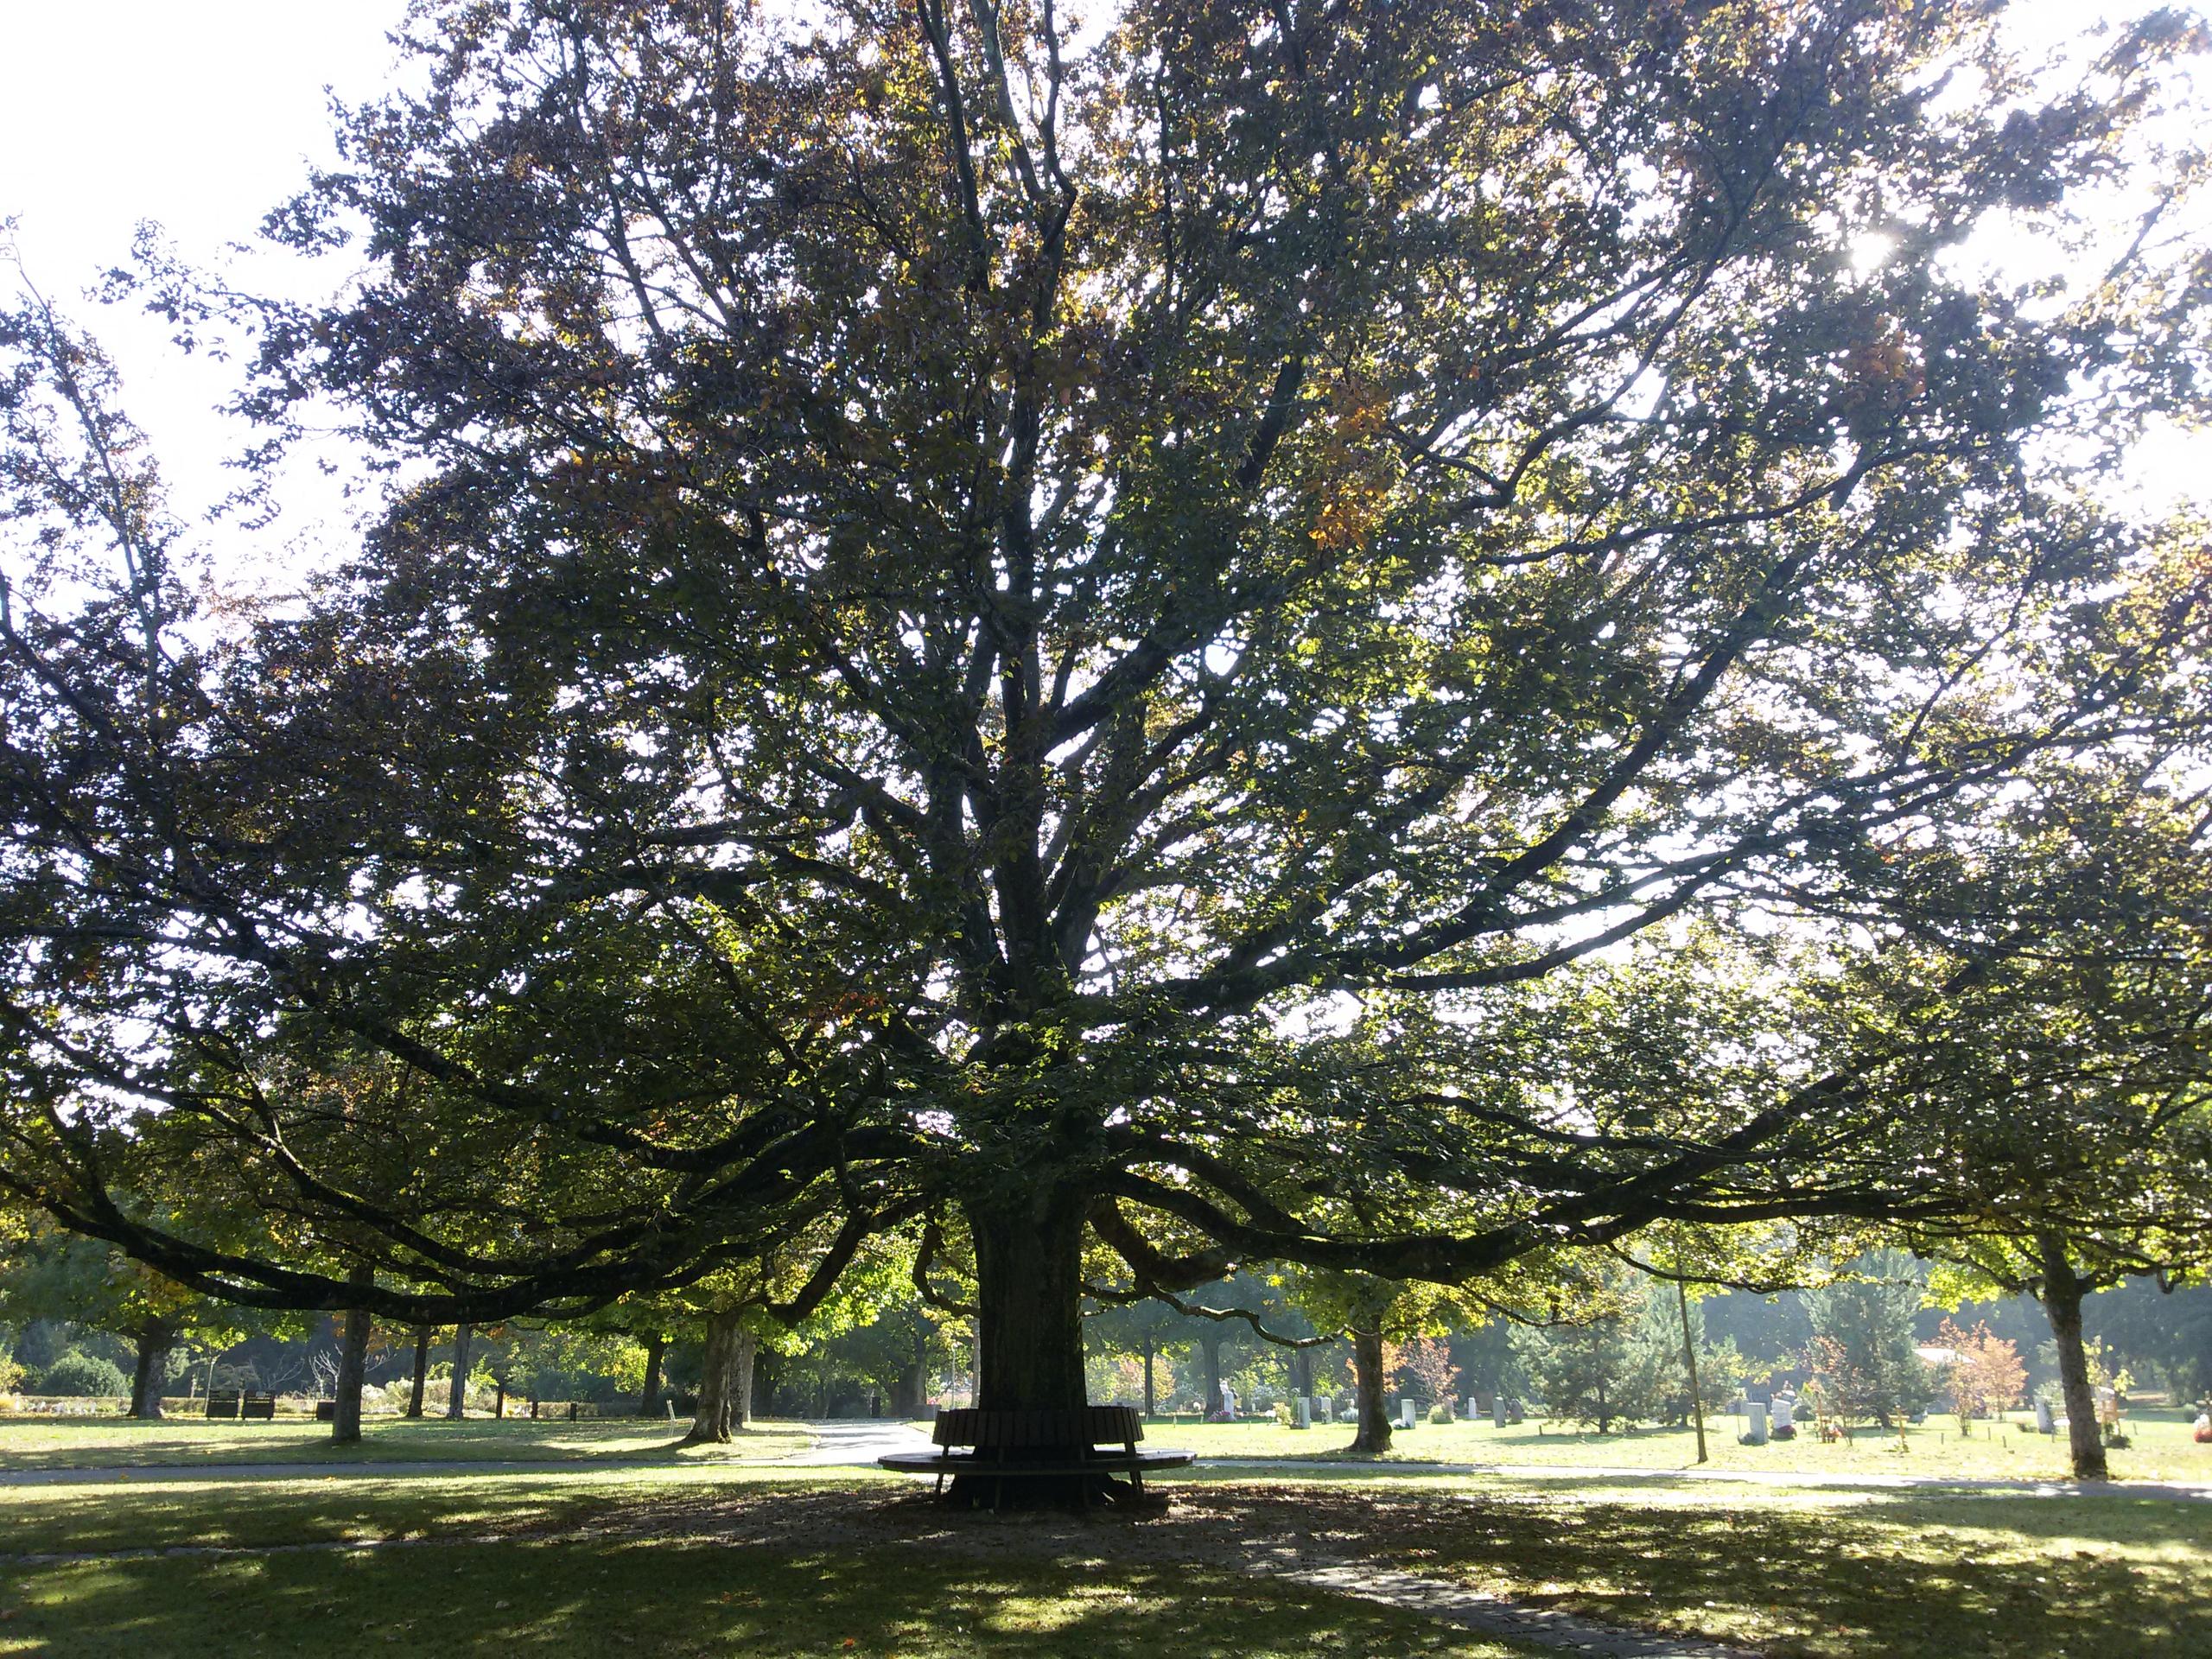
[878, 1405, 1192, 1507]
[204, 1389, 278, 1421]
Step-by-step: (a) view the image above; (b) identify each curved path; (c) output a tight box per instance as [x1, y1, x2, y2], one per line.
[3, 1423, 2207, 1503]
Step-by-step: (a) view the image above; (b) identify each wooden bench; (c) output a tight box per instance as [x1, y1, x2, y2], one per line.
[206, 1389, 278, 1421]
[878, 1406, 1192, 1506]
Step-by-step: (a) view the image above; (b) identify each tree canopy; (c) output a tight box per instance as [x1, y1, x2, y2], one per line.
[3, 0, 2209, 1422]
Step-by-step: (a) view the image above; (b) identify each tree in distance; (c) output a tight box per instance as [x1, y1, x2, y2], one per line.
[3, 0, 2211, 1497]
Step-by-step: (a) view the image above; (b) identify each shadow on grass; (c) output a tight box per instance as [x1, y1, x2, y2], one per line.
[0, 1415, 809, 1473]
[0, 1540, 1540, 1659]
[1274, 1484, 2211, 1659]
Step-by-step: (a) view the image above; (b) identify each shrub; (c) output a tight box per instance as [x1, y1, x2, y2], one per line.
[1428, 1402, 1456, 1424]
[39, 1350, 128, 1397]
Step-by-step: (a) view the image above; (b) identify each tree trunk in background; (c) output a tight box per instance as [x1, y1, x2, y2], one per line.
[2040, 1234, 2107, 1481]
[1349, 1326, 1393, 1454]
[1141, 1333, 1156, 1417]
[685, 1313, 757, 1443]
[406, 1327, 430, 1418]
[637, 1332, 666, 1417]
[1289, 1344, 1315, 1404]
[753, 1345, 783, 1419]
[129, 1320, 175, 1420]
[1199, 1332, 1226, 1417]
[332, 1271, 372, 1446]
[448, 1323, 474, 1419]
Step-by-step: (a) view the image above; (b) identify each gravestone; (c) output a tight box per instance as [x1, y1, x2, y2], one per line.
[2035, 1400, 2055, 1434]
[1771, 1395, 1796, 1433]
[1492, 1397, 1507, 1427]
[1293, 1395, 1311, 1429]
[1465, 1395, 1479, 1421]
[1745, 1401, 1770, 1445]
[1314, 1395, 1332, 1424]
[1506, 1397, 1523, 1425]
[1398, 1398, 1418, 1430]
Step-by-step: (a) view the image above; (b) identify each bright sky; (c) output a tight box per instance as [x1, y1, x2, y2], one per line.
[0, 0, 2199, 545]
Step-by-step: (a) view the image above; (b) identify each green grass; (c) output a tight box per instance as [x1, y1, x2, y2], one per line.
[0, 1413, 813, 1471]
[1391, 1484, 2212, 1658]
[1135, 1408, 2212, 1484]
[0, 1464, 876, 1555]
[0, 1538, 1540, 1658]
[3, 1454, 2204, 1657]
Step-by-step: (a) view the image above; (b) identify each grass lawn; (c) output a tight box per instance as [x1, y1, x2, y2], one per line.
[4, 1459, 2206, 1656]
[1133, 1407, 2212, 1484]
[1386, 1483, 2212, 1659]
[0, 1413, 814, 1471]
[0, 1514, 1541, 1658]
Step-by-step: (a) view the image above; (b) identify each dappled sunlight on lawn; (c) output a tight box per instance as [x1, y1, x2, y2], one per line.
[0, 1540, 1541, 1658]
[0, 1414, 815, 1472]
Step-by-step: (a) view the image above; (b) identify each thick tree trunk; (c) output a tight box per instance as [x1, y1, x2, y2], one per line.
[955, 1192, 1109, 1506]
[1348, 1326, 1393, 1454]
[448, 1323, 474, 1420]
[637, 1332, 666, 1418]
[969, 1193, 1088, 1414]
[129, 1321, 175, 1420]
[2040, 1234, 2107, 1481]
[332, 1274, 372, 1446]
[406, 1327, 430, 1419]
[685, 1312, 758, 1444]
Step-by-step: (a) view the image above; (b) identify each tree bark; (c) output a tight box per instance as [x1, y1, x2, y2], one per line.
[1141, 1332, 1156, 1417]
[129, 1320, 175, 1420]
[1198, 1330, 1226, 1417]
[332, 1270, 372, 1446]
[2039, 1233, 2107, 1481]
[406, 1326, 430, 1419]
[753, 1344, 782, 1419]
[968, 1192, 1088, 1414]
[954, 1192, 1109, 1506]
[1349, 1326, 1393, 1454]
[637, 1332, 666, 1417]
[684, 1312, 758, 1444]
[1675, 1277, 1707, 1465]
[1289, 1343, 1315, 1406]
[447, 1323, 474, 1420]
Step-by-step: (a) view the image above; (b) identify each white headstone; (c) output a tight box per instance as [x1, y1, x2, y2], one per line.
[1745, 1401, 1769, 1445]
[2035, 1399, 2055, 1434]
[1292, 1395, 1311, 1429]
[1771, 1395, 1796, 1432]
[1465, 1395, 1479, 1421]
[1398, 1397, 1417, 1430]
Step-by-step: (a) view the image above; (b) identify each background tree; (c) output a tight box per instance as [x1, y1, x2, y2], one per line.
[0, 1224, 249, 1417]
[1936, 1319, 2027, 1427]
[1803, 1250, 1931, 1430]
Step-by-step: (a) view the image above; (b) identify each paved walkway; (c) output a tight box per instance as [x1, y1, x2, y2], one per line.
[5, 1427, 2208, 1504]
[1281, 1564, 1758, 1659]
[1195, 1455, 2212, 1503]
[786, 1419, 931, 1465]
[0, 1420, 940, 1487]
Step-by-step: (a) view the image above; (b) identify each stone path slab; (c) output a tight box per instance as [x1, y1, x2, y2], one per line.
[1281, 1565, 1761, 1659]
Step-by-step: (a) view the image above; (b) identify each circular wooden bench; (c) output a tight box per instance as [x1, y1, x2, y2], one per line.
[879, 1406, 1193, 1507]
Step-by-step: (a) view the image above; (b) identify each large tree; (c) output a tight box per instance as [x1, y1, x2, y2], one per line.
[3, 0, 2210, 1483]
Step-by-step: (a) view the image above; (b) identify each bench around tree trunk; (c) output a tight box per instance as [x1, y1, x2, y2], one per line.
[877, 1406, 1193, 1506]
